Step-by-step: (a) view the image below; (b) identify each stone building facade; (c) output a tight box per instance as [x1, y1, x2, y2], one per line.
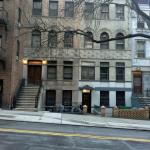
[21, 0, 132, 112]
[131, 0, 150, 98]
[0, 0, 23, 108]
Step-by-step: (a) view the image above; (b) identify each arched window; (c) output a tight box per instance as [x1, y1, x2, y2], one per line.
[32, 30, 41, 48]
[100, 32, 109, 49]
[64, 31, 73, 48]
[116, 33, 125, 49]
[48, 30, 57, 48]
[84, 32, 93, 48]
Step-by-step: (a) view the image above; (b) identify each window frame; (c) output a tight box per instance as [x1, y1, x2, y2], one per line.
[116, 4, 124, 20]
[31, 30, 41, 48]
[81, 66, 95, 80]
[116, 62, 125, 82]
[64, 31, 73, 48]
[84, 2, 94, 19]
[116, 33, 125, 50]
[47, 61, 57, 80]
[48, 30, 57, 48]
[100, 4, 109, 20]
[100, 32, 109, 49]
[100, 91, 109, 107]
[100, 62, 109, 81]
[65, 1, 74, 18]
[116, 91, 125, 106]
[84, 32, 93, 49]
[63, 61, 73, 80]
[63, 90, 72, 112]
[49, 1, 58, 17]
[136, 40, 145, 58]
[32, 0, 42, 16]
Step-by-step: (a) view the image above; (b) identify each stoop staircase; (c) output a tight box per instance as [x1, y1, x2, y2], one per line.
[15, 86, 40, 111]
[139, 97, 150, 108]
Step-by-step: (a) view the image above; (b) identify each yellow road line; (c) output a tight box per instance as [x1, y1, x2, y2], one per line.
[0, 128, 150, 143]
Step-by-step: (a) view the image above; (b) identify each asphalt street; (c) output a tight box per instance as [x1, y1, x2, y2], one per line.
[0, 120, 150, 150]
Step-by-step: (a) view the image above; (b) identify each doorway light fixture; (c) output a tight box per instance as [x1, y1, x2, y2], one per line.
[22, 59, 28, 65]
[82, 89, 91, 93]
[42, 60, 47, 65]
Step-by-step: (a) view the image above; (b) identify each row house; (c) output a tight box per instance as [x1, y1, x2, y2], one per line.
[131, 0, 150, 106]
[18, 0, 132, 112]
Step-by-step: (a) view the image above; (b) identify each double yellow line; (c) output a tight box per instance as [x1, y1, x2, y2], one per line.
[0, 128, 150, 143]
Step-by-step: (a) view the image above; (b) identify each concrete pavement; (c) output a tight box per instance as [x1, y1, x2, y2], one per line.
[0, 109, 150, 131]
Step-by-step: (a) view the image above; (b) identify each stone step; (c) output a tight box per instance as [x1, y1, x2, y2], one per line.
[15, 108, 37, 111]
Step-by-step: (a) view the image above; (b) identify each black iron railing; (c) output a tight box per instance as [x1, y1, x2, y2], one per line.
[35, 80, 42, 108]
[12, 79, 25, 109]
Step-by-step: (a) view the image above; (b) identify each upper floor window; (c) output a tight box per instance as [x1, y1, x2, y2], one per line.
[64, 31, 73, 48]
[32, 0, 42, 16]
[100, 32, 109, 49]
[48, 30, 57, 48]
[136, 40, 145, 58]
[100, 4, 109, 20]
[136, 0, 149, 4]
[32, 30, 41, 48]
[63, 61, 73, 80]
[65, 1, 74, 18]
[84, 2, 94, 19]
[49, 1, 58, 17]
[47, 61, 57, 80]
[81, 66, 95, 80]
[100, 62, 109, 81]
[137, 15, 144, 29]
[0, 0, 3, 9]
[116, 33, 125, 49]
[84, 32, 93, 49]
[116, 4, 124, 20]
[0, 35, 2, 48]
[116, 62, 125, 82]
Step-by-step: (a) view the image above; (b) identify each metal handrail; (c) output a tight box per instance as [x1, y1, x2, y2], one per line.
[35, 80, 42, 108]
[12, 79, 25, 109]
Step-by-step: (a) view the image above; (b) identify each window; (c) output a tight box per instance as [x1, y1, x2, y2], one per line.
[45, 90, 56, 111]
[32, 0, 42, 16]
[32, 30, 41, 48]
[63, 90, 72, 111]
[100, 4, 109, 20]
[0, 0, 3, 8]
[0, 35, 2, 48]
[116, 62, 125, 81]
[136, 0, 149, 4]
[16, 40, 20, 61]
[18, 8, 22, 24]
[84, 32, 93, 48]
[100, 91, 109, 107]
[49, 1, 58, 17]
[48, 30, 57, 48]
[137, 15, 144, 29]
[63, 61, 73, 80]
[100, 62, 109, 81]
[64, 31, 73, 48]
[100, 32, 109, 49]
[65, 1, 74, 17]
[116, 4, 124, 20]
[116, 33, 125, 49]
[81, 66, 95, 80]
[84, 2, 94, 19]
[136, 40, 145, 58]
[116, 91, 125, 106]
[47, 61, 57, 80]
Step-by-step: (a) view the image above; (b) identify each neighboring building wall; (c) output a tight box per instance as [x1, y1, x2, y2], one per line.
[131, 1, 150, 97]
[21, 0, 132, 112]
[0, 0, 23, 108]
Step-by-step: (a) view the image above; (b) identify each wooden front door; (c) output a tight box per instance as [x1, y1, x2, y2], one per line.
[82, 92, 91, 113]
[28, 65, 42, 85]
[0, 80, 3, 108]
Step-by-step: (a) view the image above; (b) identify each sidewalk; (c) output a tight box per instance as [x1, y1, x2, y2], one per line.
[0, 109, 150, 131]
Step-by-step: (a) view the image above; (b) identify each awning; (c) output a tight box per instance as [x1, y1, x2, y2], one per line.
[79, 85, 94, 90]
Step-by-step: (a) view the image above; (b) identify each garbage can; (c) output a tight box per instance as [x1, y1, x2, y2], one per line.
[83, 105, 88, 114]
